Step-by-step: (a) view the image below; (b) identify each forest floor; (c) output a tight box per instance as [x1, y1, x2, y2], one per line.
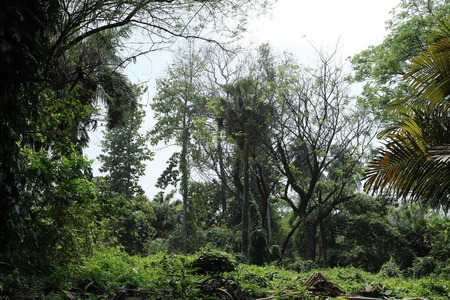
[2, 271, 436, 300]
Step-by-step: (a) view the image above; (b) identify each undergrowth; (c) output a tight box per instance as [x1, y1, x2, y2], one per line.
[1, 246, 449, 299]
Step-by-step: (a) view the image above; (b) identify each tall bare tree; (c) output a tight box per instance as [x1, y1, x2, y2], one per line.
[269, 49, 377, 261]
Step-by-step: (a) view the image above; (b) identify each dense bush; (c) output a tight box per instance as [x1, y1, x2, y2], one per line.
[410, 256, 436, 278]
[435, 259, 450, 279]
[379, 258, 403, 278]
[289, 259, 318, 273]
[248, 228, 269, 265]
[189, 246, 237, 274]
[225, 264, 301, 298]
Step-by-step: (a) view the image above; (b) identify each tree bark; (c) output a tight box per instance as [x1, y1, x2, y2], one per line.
[217, 119, 227, 218]
[180, 126, 190, 252]
[305, 221, 317, 261]
[266, 204, 273, 246]
[319, 220, 328, 267]
[242, 141, 250, 260]
[279, 217, 302, 262]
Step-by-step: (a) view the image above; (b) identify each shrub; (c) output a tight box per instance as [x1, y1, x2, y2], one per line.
[249, 228, 269, 265]
[189, 246, 237, 274]
[145, 238, 169, 254]
[380, 258, 402, 277]
[204, 226, 238, 252]
[435, 259, 450, 279]
[290, 260, 318, 273]
[270, 245, 282, 262]
[410, 256, 436, 278]
[224, 265, 271, 298]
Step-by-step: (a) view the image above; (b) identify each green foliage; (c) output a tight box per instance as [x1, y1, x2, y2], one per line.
[114, 196, 156, 256]
[12, 145, 98, 267]
[289, 260, 319, 273]
[225, 265, 272, 298]
[381, 276, 450, 300]
[203, 226, 241, 253]
[324, 195, 407, 272]
[2, 246, 450, 299]
[145, 238, 170, 255]
[149, 190, 181, 239]
[410, 256, 436, 278]
[313, 266, 450, 299]
[427, 217, 450, 261]
[225, 264, 304, 298]
[52, 246, 201, 299]
[362, 12, 450, 210]
[189, 246, 237, 274]
[351, 0, 450, 112]
[270, 244, 282, 262]
[435, 259, 450, 279]
[379, 258, 403, 278]
[98, 104, 153, 201]
[248, 228, 269, 265]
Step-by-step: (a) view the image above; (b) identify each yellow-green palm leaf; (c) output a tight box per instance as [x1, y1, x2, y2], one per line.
[364, 124, 450, 209]
[364, 16, 450, 209]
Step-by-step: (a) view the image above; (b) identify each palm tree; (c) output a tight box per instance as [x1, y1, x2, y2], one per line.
[364, 17, 450, 209]
[222, 78, 258, 260]
[222, 77, 273, 260]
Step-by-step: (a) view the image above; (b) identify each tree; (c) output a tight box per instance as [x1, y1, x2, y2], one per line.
[150, 41, 208, 252]
[0, 0, 274, 260]
[191, 44, 280, 262]
[0, 0, 60, 257]
[363, 17, 450, 209]
[351, 0, 450, 114]
[270, 49, 376, 261]
[323, 194, 407, 272]
[150, 190, 181, 239]
[98, 103, 153, 201]
[222, 78, 262, 260]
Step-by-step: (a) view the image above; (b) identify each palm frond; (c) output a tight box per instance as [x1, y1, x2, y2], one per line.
[365, 16, 450, 210]
[429, 144, 450, 163]
[406, 44, 450, 104]
[364, 136, 450, 209]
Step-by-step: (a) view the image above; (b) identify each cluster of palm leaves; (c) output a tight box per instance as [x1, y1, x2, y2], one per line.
[364, 17, 450, 209]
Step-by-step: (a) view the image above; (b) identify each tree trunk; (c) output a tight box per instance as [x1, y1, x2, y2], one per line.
[242, 141, 250, 260]
[305, 221, 317, 261]
[319, 220, 328, 267]
[266, 204, 273, 246]
[279, 217, 302, 262]
[180, 126, 190, 252]
[217, 119, 227, 218]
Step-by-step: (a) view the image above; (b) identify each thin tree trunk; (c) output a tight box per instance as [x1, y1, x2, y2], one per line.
[242, 141, 250, 260]
[217, 119, 227, 217]
[279, 218, 302, 262]
[180, 127, 189, 252]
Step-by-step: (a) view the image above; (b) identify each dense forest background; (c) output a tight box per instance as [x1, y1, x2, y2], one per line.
[0, 0, 449, 299]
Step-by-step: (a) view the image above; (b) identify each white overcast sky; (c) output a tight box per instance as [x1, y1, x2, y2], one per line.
[85, 0, 400, 199]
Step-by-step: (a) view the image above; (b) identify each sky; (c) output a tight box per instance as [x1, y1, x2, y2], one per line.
[84, 0, 400, 200]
